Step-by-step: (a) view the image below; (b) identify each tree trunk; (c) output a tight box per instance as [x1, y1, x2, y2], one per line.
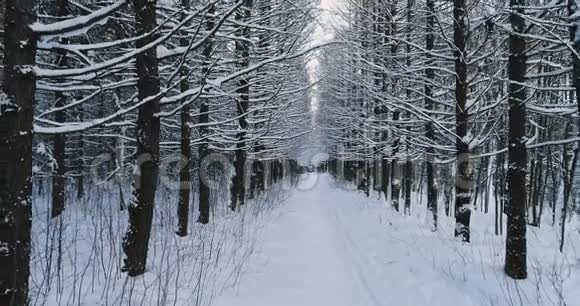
[0, 0, 36, 304]
[425, 0, 438, 230]
[505, 0, 528, 279]
[391, 113, 401, 212]
[51, 95, 66, 218]
[197, 4, 215, 224]
[404, 155, 412, 216]
[176, 0, 192, 236]
[51, 0, 69, 219]
[453, 0, 472, 242]
[388, 1, 400, 212]
[76, 112, 84, 200]
[122, 0, 161, 277]
[561, 124, 577, 252]
[230, 0, 252, 211]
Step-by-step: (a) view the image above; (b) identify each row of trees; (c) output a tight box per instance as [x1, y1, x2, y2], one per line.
[318, 0, 580, 281]
[1, 0, 316, 304]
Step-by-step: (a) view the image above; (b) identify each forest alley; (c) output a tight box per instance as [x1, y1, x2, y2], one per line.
[214, 174, 479, 306]
[3, 0, 580, 304]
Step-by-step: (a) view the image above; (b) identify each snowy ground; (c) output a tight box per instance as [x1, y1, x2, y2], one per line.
[29, 173, 580, 305]
[214, 174, 580, 306]
[30, 180, 294, 306]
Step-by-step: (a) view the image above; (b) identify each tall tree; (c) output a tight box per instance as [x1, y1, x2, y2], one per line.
[198, 3, 215, 224]
[177, 0, 192, 237]
[453, 0, 472, 242]
[0, 0, 37, 304]
[51, 0, 69, 219]
[389, 2, 401, 213]
[122, 0, 162, 276]
[425, 0, 437, 230]
[403, 0, 414, 216]
[505, 0, 528, 279]
[230, 0, 252, 211]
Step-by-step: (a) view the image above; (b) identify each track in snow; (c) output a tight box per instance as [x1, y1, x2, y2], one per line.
[214, 174, 476, 306]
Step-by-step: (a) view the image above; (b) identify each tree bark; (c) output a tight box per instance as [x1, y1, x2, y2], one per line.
[230, 0, 252, 211]
[391, 112, 401, 212]
[122, 0, 161, 277]
[51, 0, 69, 219]
[0, 0, 36, 304]
[176, 0, 192, 236]
[561, 123, 577, 253]
[425, 0, 438, 230]
[404, 155, 412, 215]
[198, 3, 215, 224]
[453, 0, 472, 242]
[505, 0, 528, 279]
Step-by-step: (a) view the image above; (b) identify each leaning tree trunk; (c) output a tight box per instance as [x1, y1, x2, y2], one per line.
[198, 3, 215, 225]
[0, 0, 37, 304]
[176, 0, 192, 237]
[453, 0, 472, 242]
[230, 0, 252, 211]
[122, 0, 161, 277]
[51, 0, 69, 219]
[505, 0, 528, 280]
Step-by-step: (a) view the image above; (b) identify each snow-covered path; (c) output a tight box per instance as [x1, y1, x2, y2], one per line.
[214, 174, 477, 306]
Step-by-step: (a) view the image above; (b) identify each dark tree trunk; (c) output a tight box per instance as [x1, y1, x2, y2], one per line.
[402, 0, 414, 215]
[197, 105, 210, 224]
[230, 0, 252, 211]
[122, 0, 161, 277]
[443, 164, 452, 217]
[404, 157, 412, 215]
[425, 0, 438, 230]
[76, 111, 84, 200]
[561, 124, 577, 252]
[51, 0, 69, 219]
[505, 0, 528, 279]
[388, 2, 400, 212]
[378, 3, 391, 203]
[530, 156, 543, 226]
[391, 113, 401, 212]
[197, 4, 215, 225]
[494, 160, 500, 236]
[550, 152, 558, 226]
[249, 159, 257, 200]
[381, 160, 390, 200]
[0, 0, 36, 304]
[51, 96, 66, 218]
[357, 160, 368, 195]
[176, 99, 191, 234]
[258, 159, 267, 194]
[483, 156, 490, 213]
[176, 0, 192, 236]
[453, 0, 472, 242]
[373, 159, 382, 194]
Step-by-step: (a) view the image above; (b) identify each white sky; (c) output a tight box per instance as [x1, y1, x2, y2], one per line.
[307, 0, 344, 115]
